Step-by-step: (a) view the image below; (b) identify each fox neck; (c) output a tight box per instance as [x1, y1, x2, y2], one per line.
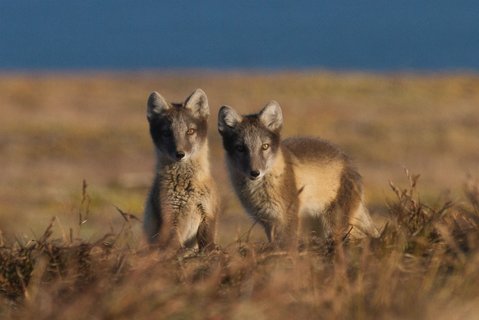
[155, 141, 210, 175]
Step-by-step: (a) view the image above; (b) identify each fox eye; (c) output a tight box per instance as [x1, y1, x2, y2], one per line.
[186, 128, 196, 135]
[262, 143, 270, 150]
[235, 145, 246, 153]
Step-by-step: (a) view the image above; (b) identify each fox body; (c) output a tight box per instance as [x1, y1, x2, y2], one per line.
[218, 101, 378, 246]
[144, 89, 219, 250]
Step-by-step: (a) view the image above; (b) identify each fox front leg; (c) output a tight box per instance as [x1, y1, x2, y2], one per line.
[196, 216, 216, 252]
[263, 223, 276, 243]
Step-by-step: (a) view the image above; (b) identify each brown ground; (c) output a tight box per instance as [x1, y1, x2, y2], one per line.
[1, 71, 478, 242]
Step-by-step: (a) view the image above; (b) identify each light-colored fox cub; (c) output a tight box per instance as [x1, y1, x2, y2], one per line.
[218, 101, 378, 247]
[144, 89, 219, 251]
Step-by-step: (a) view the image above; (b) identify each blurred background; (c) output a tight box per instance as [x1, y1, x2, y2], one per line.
[1, 1, 478, 243]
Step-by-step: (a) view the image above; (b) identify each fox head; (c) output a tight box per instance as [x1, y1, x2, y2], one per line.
[218, 101, 283, 180]
[147, 89, 209, 162]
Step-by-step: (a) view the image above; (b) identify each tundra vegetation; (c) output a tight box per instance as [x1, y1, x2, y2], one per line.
[1, 72, 479, 319]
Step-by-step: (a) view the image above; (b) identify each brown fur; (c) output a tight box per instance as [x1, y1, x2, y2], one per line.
[218, 102, 378, 248]
[144, 89, 219, 251]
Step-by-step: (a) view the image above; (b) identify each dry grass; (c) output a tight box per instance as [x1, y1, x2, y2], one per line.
[1, 71, 479, 318]
[1, 174, 479, 319]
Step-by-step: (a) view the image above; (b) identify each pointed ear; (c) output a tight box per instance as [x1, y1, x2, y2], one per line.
[184, 88, 209, 118]
[147, 91, 170, 119]
[259, 100, 283, 132]
[218, 105, 242, 134]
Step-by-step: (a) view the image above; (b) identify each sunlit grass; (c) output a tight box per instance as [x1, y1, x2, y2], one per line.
[1, 174, 478, 319]
[1, 71, 478, 238]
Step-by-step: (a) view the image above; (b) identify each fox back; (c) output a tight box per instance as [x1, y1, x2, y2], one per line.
[218, 101, 378, 246]
[144, 89, 218, 251]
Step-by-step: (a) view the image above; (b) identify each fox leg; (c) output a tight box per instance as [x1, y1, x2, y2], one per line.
[263, 223, 276, 242]
[197, 216, 216, 251]
[143, 199, 161, 244]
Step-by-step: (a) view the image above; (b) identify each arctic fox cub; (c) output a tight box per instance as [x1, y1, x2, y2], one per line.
[218, 101, 378, 246]
[144, 89, 219, 251]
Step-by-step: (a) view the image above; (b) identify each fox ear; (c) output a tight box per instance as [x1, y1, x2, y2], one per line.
[147, 91, 170, 120]
[218, 106, 242, 134]
[259, 100, 283, 132]
[184, 89, 209, 118]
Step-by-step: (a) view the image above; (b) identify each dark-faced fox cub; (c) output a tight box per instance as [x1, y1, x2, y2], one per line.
[144, 89, 219, 251]
[218, 101, 378, 247]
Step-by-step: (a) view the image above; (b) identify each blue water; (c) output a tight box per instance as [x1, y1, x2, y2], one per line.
[1, 0, 478, 71]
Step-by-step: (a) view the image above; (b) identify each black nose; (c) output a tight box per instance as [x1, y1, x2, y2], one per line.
[176, 151, 185, 160]
[250, 170, 260, 178]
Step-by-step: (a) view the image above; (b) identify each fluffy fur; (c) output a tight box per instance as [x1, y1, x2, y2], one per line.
[218, 101, 378, 247]
[144, 89, 219, 251]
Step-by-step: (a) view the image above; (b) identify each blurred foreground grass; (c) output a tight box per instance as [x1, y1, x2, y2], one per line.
[1, 174, 479, 319]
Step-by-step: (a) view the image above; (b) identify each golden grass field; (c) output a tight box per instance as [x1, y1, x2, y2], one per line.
[1, 71, 479, 319]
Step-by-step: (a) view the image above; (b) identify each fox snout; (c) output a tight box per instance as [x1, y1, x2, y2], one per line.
[170, 138, 189, 161]
[159, 139, 191, 162]
[168, 143, 192, 162]
[248, 159, 264, 179]
[250, 169, 260, 178]
[235, 151, 267, 180]
[175, 150, 186, 160]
